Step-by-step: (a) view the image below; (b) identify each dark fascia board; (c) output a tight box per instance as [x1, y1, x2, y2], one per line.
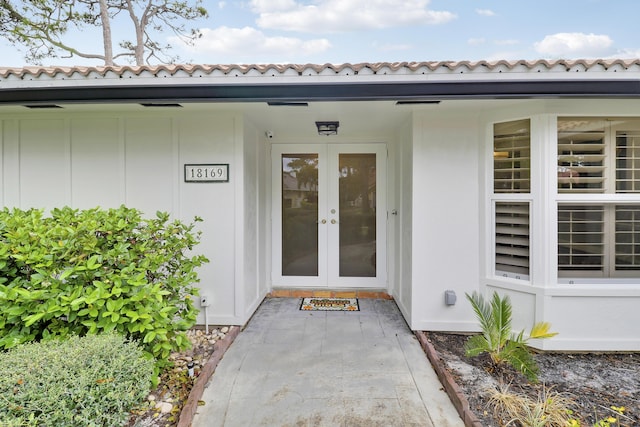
[1, 79, 640, 105]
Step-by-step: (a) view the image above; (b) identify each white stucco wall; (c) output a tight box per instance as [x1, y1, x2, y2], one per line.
[392, 118, 413, 320]
[409, 109, 481, 331]
[241, 120, 269, 320]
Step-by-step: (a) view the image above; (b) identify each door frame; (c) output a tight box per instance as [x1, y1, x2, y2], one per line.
[271, 142, 387, 288]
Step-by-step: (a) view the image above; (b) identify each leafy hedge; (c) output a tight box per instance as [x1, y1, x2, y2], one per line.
[0, 333, 154, 426]
[0, 206, 208, 370]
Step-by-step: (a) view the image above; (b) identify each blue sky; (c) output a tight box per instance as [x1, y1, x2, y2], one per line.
[2, 0, 640, 66]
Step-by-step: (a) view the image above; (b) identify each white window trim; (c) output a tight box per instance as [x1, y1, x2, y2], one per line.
[486, 113, 640, 289]
[489, 117, 536, 283]
[554, 117, 640, 283]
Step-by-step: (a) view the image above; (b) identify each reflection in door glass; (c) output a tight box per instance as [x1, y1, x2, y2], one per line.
[282, 154, 319, 276]
[339, 153, 376, 277]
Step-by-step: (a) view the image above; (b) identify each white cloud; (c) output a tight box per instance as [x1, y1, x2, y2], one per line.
[218, 2, 226, 9]
[253, 0, 457, 33]
[534, 32, 614, 58]
[177, 26, 331, 59]
[250, 0, 297, 13]
[476, 9, 495, 17]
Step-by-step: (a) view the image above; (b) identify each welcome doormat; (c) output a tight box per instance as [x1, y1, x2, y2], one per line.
[300, 297, 359, 311]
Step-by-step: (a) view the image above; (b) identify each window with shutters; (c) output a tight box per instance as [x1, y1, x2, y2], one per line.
[557, 118, 640, 279]
[492, 119, 531, 280]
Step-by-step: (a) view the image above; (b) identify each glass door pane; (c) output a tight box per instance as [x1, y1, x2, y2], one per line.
[338, 153, 376, 277]
[281, 153, 319, 276]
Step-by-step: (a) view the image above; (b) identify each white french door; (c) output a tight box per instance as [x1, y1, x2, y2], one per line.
[272, 143, 387, 287]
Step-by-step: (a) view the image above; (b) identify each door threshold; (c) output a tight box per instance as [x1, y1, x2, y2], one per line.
[268, 288, 392, 300]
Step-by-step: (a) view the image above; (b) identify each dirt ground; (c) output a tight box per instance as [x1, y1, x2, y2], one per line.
[425, 332, 640, 427]
[128, 328, 220, 427]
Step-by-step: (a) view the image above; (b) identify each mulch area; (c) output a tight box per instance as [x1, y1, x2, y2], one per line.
[127, 326, 239, 427]
[423, 331, 640, 427]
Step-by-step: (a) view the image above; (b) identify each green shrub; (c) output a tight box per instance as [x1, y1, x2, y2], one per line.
[0, 333, 154, 426]
[0, 206, 208, 372]
[464, 291, 557, 382]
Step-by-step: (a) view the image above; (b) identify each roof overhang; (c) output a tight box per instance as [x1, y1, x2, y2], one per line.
[2, 79, 640, 106]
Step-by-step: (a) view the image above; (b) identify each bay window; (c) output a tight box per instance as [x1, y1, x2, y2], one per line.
[557, 118, 640, 279]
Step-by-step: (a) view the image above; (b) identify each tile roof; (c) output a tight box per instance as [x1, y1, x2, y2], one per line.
[1, 59, 640, 82]
[1, 59, 639, 105]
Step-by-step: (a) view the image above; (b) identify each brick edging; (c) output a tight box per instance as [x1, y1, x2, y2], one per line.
[177, 326, 241, 427]
[415, 331, 484, 427]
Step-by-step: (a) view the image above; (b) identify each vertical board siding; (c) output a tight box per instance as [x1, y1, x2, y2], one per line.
[2, 113, 245, 325]
[19, 119, 69, 209]
[124, 118, 174, 214]
[177, 116, 239, 321]
[71, 118, 123, 208]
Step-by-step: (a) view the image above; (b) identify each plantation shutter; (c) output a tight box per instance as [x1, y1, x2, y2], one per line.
[557, 119, 606, 193]
[495, 202, 530, 278]
[493, 119, 531, 193]
[616, 130, 640, 193]
[615, 205, 640, 272]
[558, 205, 604, 276]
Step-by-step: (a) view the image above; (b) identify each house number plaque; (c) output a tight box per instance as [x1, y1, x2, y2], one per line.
[184, 164, 229, 182]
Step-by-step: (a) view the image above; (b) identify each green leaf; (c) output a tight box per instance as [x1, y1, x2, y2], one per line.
[464, 334, 490, 358]
[86, 255, 101, 270]
[125, 310, 139, 322]
[70, 296, 85, 307]
[503, 341, 539, 382]
[7, 306, 26, 316]
[143, 331, 156, 343]
[23, 312, 46, 327]
[58, 268, 74, 281]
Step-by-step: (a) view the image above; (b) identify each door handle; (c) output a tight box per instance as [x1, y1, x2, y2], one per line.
[319, 219, 326, 224]
[331, 219, 337, 224]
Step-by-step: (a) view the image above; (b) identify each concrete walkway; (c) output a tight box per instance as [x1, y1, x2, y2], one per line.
[192, 297, 464, 427]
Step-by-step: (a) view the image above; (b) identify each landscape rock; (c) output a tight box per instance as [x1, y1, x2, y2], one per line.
[155, 401, 173, 414]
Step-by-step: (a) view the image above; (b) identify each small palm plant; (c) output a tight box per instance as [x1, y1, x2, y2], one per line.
[464, 291, 557, 382]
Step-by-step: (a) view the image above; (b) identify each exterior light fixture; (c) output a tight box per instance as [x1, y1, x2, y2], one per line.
[315, 121, 339, 136]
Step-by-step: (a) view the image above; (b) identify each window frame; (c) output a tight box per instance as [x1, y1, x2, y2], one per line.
[556, 117, 640, 282]
[490, 118, 533, 282]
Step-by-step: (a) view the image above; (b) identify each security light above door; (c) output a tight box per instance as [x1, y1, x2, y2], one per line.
[315, 121, 339, 136]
